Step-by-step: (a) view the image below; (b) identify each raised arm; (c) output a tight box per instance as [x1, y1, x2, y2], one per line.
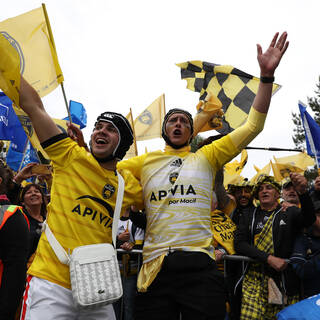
[252, 31, 289, 114]
[19, 77, 61, 143]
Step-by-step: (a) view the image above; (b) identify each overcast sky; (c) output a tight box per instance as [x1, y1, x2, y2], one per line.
[3, 0, 320, 178]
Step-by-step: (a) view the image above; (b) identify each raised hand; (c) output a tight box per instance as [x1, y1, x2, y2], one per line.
[67, 122, 88, 150]
[257, 32, 289, 77]
[290, 172, 308, 195]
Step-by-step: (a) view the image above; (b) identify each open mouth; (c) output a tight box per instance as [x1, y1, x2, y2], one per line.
[173, 129, 182, 136]
[95, 138, 107, 145]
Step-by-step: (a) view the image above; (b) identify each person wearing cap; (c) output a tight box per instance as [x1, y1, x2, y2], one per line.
[290, 200, 320, 299]
[117, 32, 289, 320]
[7, 78, 143, 319]
[281, 178, 300, 208]
[228, 180, 254, 226]
[234, 173, 315, 319]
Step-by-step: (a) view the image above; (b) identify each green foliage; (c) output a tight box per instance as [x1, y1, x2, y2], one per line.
[190, 135, 204, 152]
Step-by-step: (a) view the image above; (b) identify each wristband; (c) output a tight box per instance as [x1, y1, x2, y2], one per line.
[260, 76, 275, 83]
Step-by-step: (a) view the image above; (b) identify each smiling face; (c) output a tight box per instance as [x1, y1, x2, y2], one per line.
[282, 185, 299, 205]
[258, 183, 280, 210]
[23, 186, 43, 208]
[165, 113, 191, 147]
[90, 121, 120, 159]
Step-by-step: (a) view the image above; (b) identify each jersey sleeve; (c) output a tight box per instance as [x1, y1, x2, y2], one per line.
[41, 134, 84, 168]
[117, 153, 148, 181]
[199, 107, 267, 169]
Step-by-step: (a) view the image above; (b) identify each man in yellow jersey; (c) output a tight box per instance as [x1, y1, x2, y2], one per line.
[117, 32, 289, 320]
[3, 77, 143, 318]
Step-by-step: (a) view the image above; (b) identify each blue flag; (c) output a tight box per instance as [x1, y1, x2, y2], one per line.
[6, 140, 39, 172]
[277, 293, 320, 319]
[63, 100, 87, 129]
[298, 101, 320, 166]
[0, 92, 28, 152]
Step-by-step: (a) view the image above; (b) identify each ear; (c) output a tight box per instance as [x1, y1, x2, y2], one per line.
[0, 177, 3, 185]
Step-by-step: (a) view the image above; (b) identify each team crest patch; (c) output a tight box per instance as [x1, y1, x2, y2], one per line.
[102, 184, 115, 199]
[138, 110, 152, 125]
[169, 172, 179, 185]
[1, 32, 25, 74]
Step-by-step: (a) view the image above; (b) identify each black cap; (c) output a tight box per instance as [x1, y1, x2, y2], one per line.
[94, 112, 133, 160]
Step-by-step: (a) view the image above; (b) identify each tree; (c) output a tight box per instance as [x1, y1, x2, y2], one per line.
[190, 135, 204, 152]
[292, 76, 320, 181]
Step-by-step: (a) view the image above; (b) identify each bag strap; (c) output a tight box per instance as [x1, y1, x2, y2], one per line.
[112, 171, 124, 246]
[44, 170, 125, 265]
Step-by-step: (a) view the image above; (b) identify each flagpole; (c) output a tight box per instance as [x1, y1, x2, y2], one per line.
[42, 3, 72, 123]
[130, 108, 138, 156]
[245, 146, 303, 152]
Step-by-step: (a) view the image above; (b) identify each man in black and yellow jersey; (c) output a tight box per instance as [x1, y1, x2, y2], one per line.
[6, 79, 143, 318]
[117, 32, 289, 320]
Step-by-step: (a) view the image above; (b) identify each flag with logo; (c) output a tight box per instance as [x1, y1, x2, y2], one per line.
[271, 160, 303, 182]
[177, 61, 280, 134]
[298, 101, 320, 167]
[0, 92, 27, 152]
[134, 94, 165, 141]
[0, 5, 63, 105]
[124, 109, 138, 159]
[273, 152, 314, 171]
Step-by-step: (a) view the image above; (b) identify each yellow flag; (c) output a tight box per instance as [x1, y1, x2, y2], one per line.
[124, 109, 138, 159]
[273, 152, 314, 171]
[193, 94, 223, 136]
[223, 172, 245, 189]
[271, 159, 304, 182]
[177, 61, 280, 134]
[0, 6, 63, 100]
[0, 33, 20, 105]
[224, 149, 248, 176]
[13, 106, 75, 160]
[250, 162, 271, 184]
[134, 94, 165, 141]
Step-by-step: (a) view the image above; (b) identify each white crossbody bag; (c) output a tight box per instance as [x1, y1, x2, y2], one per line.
[44, 171, 124, 309]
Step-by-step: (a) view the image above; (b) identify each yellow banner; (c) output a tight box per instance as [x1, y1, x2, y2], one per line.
[211, 210, 236, 254]
[0, 6, 63, 99]
[250, 162, 271, 184]
[134, 94, 165, 141]
[124, 109, 138, 159]
[273, 152, 314, 171]
[271, 160, 303, 182]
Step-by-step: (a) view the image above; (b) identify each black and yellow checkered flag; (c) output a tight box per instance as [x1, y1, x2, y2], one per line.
[177, 61, 281, 134]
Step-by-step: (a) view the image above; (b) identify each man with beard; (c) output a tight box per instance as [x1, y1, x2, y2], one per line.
[118, 32, 289, 320]
[228, 180, 254, 226]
